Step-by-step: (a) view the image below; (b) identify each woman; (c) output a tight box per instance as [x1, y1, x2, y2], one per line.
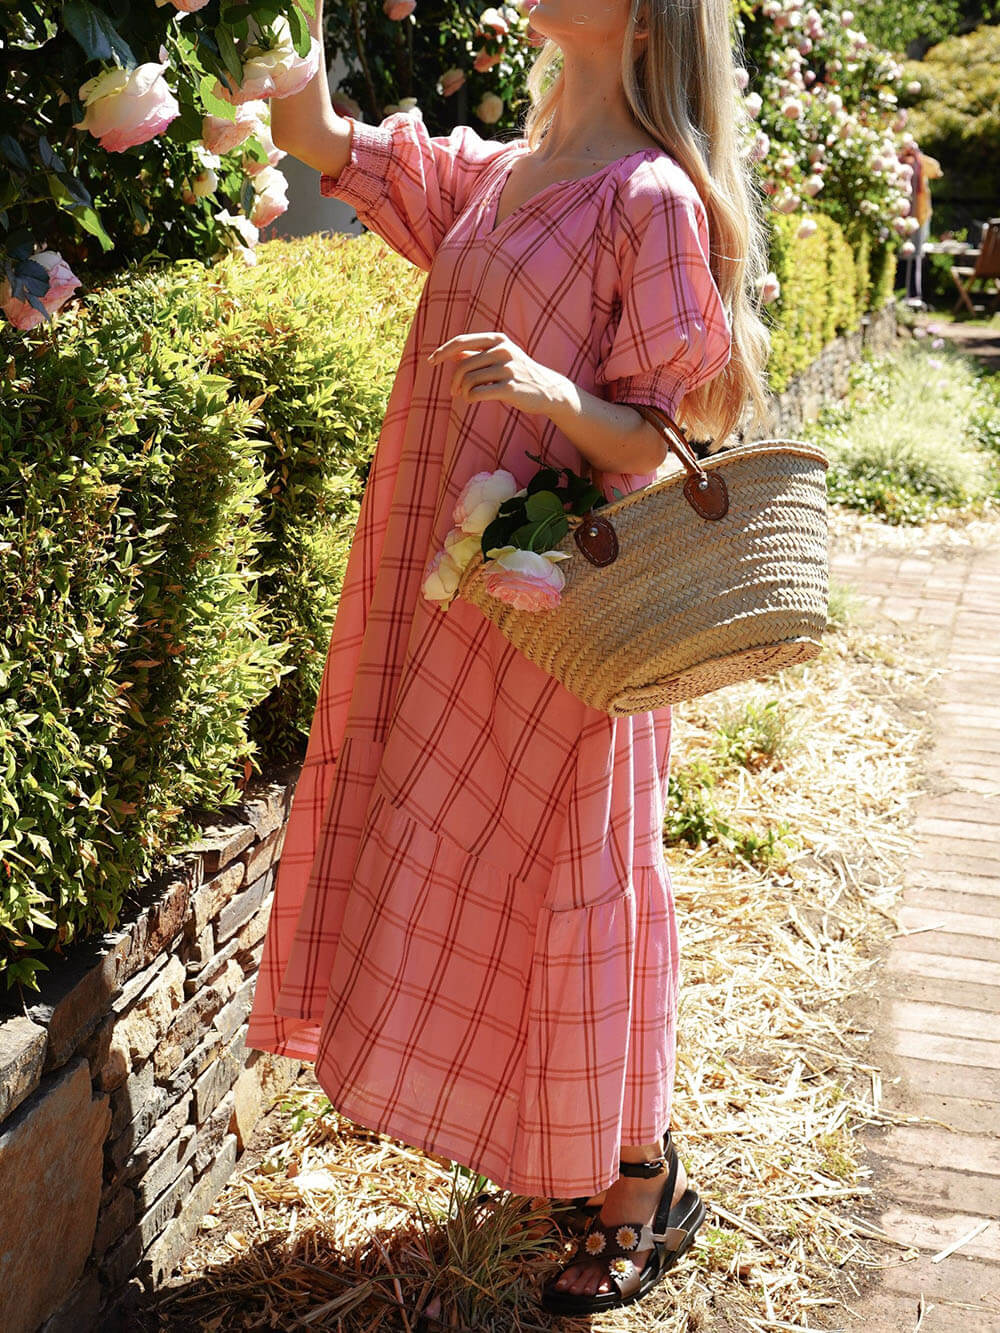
[245, 0, 769, 1314]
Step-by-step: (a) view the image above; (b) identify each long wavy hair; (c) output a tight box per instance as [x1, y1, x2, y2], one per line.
[521, 1, 771, 444]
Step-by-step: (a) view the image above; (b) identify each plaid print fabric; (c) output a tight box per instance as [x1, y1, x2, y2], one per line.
[245, 111, 731, 1196]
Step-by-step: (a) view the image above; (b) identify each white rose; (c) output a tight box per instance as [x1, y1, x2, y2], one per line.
[453, 469, 519, 535]
[443, 526, 484, 571]
[213, 17, 320, 104]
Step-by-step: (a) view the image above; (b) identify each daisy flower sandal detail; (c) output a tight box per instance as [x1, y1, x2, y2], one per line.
[538, 1131, 706, 1315]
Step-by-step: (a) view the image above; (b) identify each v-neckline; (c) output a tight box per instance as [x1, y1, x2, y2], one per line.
[486, 142, 665, 238]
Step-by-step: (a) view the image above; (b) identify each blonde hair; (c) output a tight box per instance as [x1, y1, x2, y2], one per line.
[521, 2, 771, 444]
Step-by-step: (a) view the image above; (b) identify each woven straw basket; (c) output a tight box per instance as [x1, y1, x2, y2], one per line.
[456, 404, 829, 715]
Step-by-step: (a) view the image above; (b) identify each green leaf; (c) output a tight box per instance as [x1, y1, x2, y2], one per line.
[200, 74, 237, 121]
[526, 467, 560, 495]
[286, 3, 311, 58]
[524, 489, 564, 520]
[0, 135, 28, 172]
[72, 204, 115, 252]
[215, 24, 245, 86]
[63, 0, 136, 67]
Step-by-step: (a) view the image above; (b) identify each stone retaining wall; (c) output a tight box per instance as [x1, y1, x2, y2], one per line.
[0, 766, 305, 1333]
[0, 300, 900, 1333]
[742, 300, 898, 441]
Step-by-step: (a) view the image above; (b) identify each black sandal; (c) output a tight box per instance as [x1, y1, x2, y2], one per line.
[557, 1128, 672, 1236]
[539, 1131, 705, 1314]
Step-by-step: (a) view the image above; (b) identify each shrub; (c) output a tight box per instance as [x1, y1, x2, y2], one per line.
[765, 212, 862, 393]
[0, 229, 421, 991]
[805, 341, 998, 522]
[901, 25, 1000, 218]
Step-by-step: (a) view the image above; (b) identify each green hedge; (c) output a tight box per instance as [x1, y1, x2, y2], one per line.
[764, 213, 895, 394]
[0, 234, 423, 991]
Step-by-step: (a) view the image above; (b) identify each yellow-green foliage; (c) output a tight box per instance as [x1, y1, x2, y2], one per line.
[766, 213, 864, 394]
[0, 232, 423, 990]
[902, 24, 1000, 207]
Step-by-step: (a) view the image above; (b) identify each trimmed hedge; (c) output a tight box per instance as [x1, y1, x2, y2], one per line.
[765, 214, 894, 394]
[0, 234, 423, 991]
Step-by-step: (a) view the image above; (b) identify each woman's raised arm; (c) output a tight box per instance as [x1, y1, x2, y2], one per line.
[269, 0, 352, 179]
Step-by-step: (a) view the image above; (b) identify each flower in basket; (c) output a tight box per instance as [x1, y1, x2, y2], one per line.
[482, 545, 571, 611]
[422, 451, 619, 613]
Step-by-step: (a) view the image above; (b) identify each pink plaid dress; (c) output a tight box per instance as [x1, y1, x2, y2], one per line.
[245, 112, 732, 1197]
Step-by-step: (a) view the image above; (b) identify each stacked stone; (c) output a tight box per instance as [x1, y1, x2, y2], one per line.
[737, 300, 898, 442]
[0, 767, 305, 1333]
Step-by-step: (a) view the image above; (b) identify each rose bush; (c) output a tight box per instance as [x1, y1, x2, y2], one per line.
[735, 0, 914, 278]
[4, 1, 914, 338]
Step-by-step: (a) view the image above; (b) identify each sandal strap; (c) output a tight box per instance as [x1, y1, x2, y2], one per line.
[566, 1217, 658, 1301]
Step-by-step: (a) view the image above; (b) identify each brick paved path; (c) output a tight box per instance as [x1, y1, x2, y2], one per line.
[829, 538, 1000, 1331]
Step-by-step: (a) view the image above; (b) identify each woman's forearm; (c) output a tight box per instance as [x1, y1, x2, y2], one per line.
[268, 0, 339, 159]
[544, 376, 668, 476]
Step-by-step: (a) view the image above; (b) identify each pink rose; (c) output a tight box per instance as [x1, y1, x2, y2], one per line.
[483, 548, 569, 612]
[155, 0, 210, 10]
[384, 0, 416, 18]
[453, 469, 519, 535]
[760, 272, 781, 304]
[74, 61, 179, 152]
[202, 102, 260, 155]
[213, 18, 319, 104]
[440, 68, 465, 97]
[796, 217, 817, 239]
[249, 166, 289, 227]
[1, 251, 80, 330]
[473, 49, 502, 72]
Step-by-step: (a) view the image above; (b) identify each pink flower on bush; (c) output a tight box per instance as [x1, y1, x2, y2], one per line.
[476, 92, 505, 124]
[213, 18, 319, 104]
[249, 166, 289, 227]
[760, 272, 781, 304]
[796, 216, 818, 239]
[473, 49, 503, 72]
[483, 547, 569, 612]
[781, 98, 802, 121]
[440, 68, 465, 97]
[155, 0, 211, 11]
[74, 61, 180, 152]
[453, 469, 519, 535]
[1, 251, 80, 330]
[384, 0, 416, 18]
[202, 102, 260, 154]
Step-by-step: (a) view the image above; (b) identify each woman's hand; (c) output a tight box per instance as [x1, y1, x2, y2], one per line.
[427, 332, 571, 418]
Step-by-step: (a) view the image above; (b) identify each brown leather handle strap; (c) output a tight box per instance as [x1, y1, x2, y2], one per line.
[586, 403, 705, 491]
[631, 404, 708, 482]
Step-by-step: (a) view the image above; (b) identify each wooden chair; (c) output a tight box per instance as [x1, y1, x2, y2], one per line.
[951, 218, 1000, 315]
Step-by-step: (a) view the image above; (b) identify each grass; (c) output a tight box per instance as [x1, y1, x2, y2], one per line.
[805, 337, 1000, 523]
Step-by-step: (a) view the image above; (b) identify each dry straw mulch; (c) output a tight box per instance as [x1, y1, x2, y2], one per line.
[142, 559, 941, 1333]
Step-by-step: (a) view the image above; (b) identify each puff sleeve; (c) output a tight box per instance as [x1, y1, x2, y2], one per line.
[595, 159, 733, 419]
[320, 112, 515, 272]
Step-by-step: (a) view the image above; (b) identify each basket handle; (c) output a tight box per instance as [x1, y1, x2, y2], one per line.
[631, 405, 729, 520]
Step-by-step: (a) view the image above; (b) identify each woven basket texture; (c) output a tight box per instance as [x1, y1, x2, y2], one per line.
[456, 441, 830, 715]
